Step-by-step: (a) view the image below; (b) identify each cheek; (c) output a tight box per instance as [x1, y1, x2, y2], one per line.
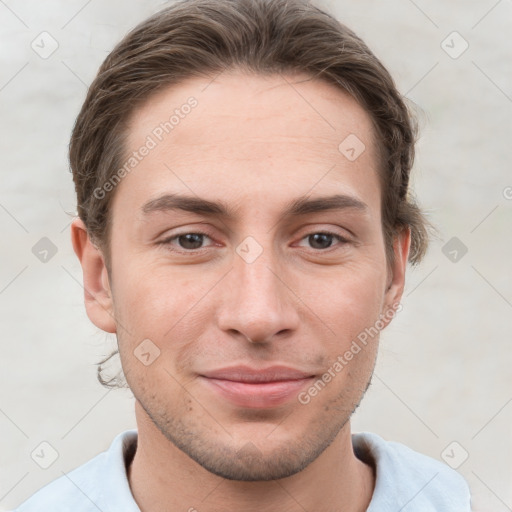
[301, 263, 387, 352]
[111, 262, 216, 361]
[112, 267, 202, 398]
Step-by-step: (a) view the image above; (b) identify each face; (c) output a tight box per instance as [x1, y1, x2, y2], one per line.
[75, 70, 409, 481]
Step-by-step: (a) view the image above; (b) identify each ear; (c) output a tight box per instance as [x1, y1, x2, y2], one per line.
[70, 217, 117, 334]
[381, 227, 411, 323]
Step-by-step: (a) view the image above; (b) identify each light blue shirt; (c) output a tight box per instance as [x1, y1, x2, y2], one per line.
[12, 429, 471, 511]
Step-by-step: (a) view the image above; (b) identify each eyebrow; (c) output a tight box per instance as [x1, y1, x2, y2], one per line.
[141, 193, 368, 219]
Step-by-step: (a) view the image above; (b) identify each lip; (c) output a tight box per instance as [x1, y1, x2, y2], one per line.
[199, 365, 316, 408]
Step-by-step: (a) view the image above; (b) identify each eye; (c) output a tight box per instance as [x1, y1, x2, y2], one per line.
[159, 231, 214, 252]
[158, 230, 350, 254]
[297, 232, 350, 250]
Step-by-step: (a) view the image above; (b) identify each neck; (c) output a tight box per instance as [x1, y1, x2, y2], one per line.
[127, 401, 375, 512]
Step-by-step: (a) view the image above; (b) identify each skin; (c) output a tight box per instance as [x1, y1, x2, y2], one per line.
[71, 70, 410, 512]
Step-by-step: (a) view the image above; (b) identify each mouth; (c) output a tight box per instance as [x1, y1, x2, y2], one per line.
[199, 365, 316, 409]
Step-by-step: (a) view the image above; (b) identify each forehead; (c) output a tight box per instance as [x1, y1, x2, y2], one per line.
[127, 70, 377, 151]
[113, 70, 381, 221]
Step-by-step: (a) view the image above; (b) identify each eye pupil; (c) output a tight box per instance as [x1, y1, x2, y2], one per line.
[309, 233, 333, 249]
[179, 233, 204, 250]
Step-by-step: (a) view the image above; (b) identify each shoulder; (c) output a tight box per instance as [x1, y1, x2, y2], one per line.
[12, 430, 139, 512]
[352, 431, 472, 511]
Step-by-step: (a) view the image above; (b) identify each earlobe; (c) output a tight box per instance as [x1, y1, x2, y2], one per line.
[70, 217, 117, 334]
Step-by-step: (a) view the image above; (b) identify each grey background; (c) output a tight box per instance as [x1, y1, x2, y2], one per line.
[1, 0, 511, 510]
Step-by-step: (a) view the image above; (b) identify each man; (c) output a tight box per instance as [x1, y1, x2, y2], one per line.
[13, 0, 471, 510]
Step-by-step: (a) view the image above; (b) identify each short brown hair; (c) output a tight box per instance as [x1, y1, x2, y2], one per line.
[69, 0, 430, 388]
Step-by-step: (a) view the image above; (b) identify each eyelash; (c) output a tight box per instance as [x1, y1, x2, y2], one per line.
[158, 230, 351, 254]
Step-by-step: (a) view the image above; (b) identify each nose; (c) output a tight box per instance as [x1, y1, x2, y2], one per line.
[216, 241, 300, 344]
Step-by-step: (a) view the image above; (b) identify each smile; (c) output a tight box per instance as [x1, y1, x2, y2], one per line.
[199, 365, 316, 408]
